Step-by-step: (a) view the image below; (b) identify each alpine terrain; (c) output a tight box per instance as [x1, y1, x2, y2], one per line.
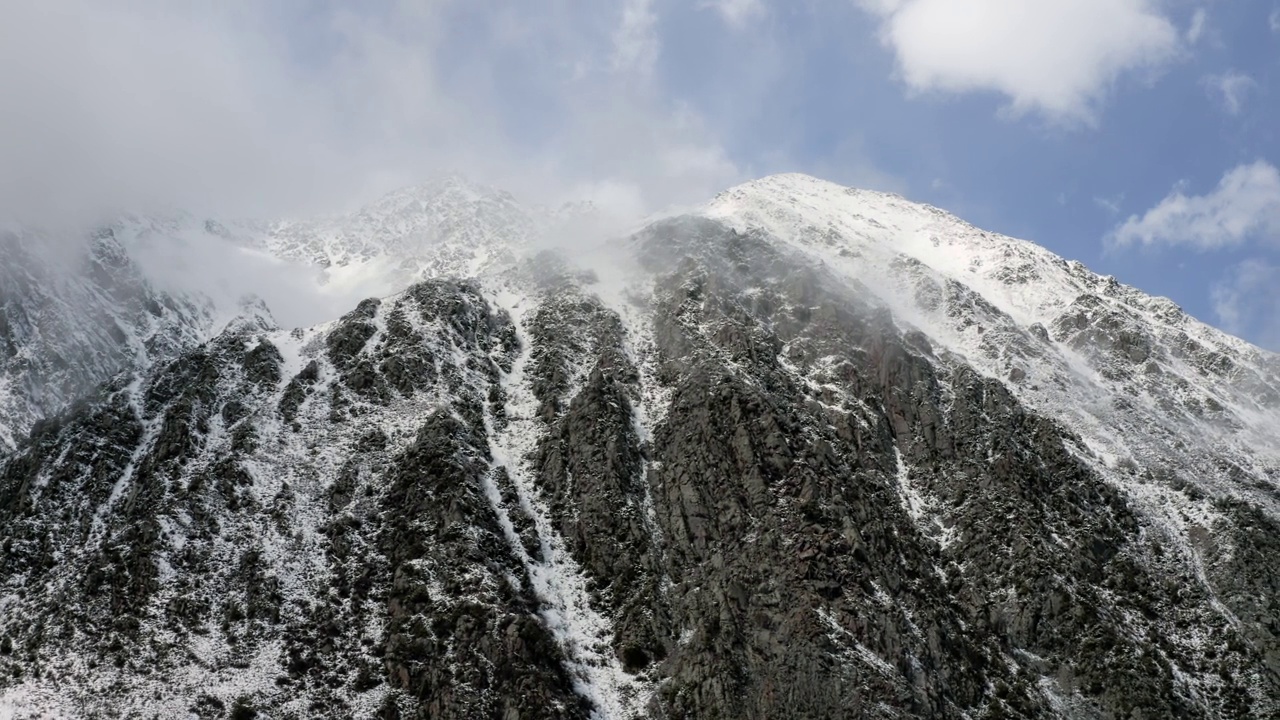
[1, 174, 1279, 719]
[0, 223, 212, 457]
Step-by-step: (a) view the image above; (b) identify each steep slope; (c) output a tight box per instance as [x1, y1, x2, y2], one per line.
[0, 226, 212, 455]
[1, 175, 1279, 719]
[703, 177, 1280, 693]
[703, 175, 1280, 708]
[0, 271, 646, 718]
[706, 174, 1280, 505]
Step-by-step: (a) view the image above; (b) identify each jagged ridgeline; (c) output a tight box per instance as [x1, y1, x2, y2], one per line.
[2, 182, 1280, 718]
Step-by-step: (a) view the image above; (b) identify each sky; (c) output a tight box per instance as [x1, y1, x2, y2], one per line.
[0, 1, 1278, 347]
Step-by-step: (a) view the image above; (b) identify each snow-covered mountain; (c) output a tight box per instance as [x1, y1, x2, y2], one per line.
[0, 225, 213, 455]
[1, 174, 1278, 718]
[0, 177, 583, 457]
[705, 174, 1280, 564]
[258, 176, 587, 299]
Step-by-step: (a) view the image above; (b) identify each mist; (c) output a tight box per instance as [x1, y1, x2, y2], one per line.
[0, 2, 745, 216]
[0, 1, 746, 328]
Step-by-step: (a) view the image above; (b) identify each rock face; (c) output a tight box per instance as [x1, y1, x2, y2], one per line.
[2, 175, 1280, 718]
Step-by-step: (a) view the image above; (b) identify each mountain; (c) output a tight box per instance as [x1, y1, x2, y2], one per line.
[0, 177, 571, 457]
[1, 174, 1278, 718]
[258, 176, 576, 297]
[0, 225, 213, 456]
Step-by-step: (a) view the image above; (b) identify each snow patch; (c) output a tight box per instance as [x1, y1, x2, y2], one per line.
[892, 447, 956, 549]
[481, 284, 653, 719]
[816, 607, 899, 680]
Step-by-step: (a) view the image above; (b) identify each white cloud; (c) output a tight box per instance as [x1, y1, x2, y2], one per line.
[1110, 161, 1280, 249]
[1272, 8, 1280, 32]
[704, 0, 766, 28]
[612, 0, 659, 75]
[0, 1, 738, 225]
[1186, 8, 1207, 44]
[0, 0, 752, 331]
[1204, 72, 1257, 115]
[856, 0, 1181, 123]
[1212, 259, 1280, 349]
[0, 3, 320, 223]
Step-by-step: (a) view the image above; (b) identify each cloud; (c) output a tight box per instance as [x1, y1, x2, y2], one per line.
[703, 0, 767, 28]
[1212, 259, 1280, 349]
[0, 3, 320, 224]
[1272, 8, 1280, 32]
[856, 0, 1181, 123]
[1204, 72, 1257, 115]
[0, 1, 740, 226]
[1109, 161, 1280, 249]
[1186, 8, 1207, 44]
[613, 0, 660, 75]
[0, 0, 753, 330]
[125, 226, 347, 331]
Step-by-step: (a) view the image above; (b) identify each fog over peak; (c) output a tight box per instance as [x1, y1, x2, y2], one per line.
[0, 2, 740, 228]
[0, 1, 756, 333]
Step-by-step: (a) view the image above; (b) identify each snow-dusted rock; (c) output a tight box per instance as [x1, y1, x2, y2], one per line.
[1, 174, 1278, 718]
[0, 226, 212, 455]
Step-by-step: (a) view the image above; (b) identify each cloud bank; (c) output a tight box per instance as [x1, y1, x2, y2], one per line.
[0, 1, 741, 226]
[0, 0, 756, 330]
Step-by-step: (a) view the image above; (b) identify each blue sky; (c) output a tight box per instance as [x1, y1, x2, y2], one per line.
[1, 1, 1278, 346]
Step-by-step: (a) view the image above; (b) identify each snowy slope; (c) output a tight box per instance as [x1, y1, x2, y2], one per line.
[704, 173, 1280, 521]
[0, 177, 585, 455]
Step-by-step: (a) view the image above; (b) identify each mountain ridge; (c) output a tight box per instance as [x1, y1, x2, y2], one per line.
[1, 174, 1278, 718]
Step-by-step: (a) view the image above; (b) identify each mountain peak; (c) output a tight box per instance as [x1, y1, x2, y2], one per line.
[261, 175, 539, 290]
[218, 294, 279, 336]
[722, 172, 908, 203]
[703, 172, 1280, 505]
[361, 174, 515, 214]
